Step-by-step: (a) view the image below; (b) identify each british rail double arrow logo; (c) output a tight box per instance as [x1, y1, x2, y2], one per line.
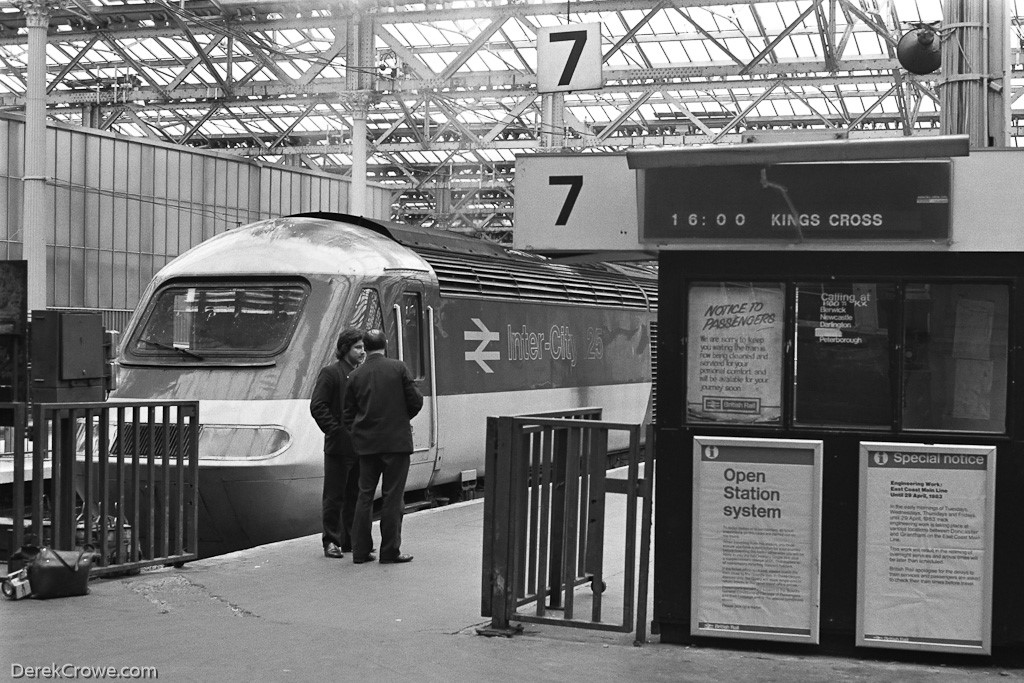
[464, 318, 500, 373]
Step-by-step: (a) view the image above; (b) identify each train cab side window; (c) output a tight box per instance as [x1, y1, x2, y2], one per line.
[350, 288, 384, 330]
[401, 292, 425, 379]
[902, 283, 1008, 433]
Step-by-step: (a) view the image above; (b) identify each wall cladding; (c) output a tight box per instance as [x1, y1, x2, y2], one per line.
[0, 113, 391, 316]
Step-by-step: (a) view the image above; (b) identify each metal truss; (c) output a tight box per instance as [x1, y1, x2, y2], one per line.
[0, 0, 1021, 242]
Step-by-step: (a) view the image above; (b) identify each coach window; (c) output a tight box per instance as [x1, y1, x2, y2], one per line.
[902, 283, 1009, 433]
[793, 282, 896, 428]
[686, 282, 785, 424]
[401, 292, 424, 379]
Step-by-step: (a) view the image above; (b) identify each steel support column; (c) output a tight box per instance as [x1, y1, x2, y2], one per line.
[540, 92, 564, 149]
[19, 0, 52, 311]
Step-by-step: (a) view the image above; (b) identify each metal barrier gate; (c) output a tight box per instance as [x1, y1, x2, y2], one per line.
[480, 409, 654, 644]
[8, 400, 200, 575]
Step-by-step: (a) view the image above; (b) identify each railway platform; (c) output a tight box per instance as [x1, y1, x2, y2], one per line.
[1, 495, 1021, 682]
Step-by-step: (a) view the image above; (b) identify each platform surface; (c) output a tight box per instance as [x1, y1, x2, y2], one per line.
[2, 497, 1021, 682]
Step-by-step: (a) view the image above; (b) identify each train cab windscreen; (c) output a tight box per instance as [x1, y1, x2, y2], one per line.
[127, 279, 309, 362]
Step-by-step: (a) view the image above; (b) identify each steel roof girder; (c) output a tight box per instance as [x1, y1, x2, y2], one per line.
[26, 74, 935, 121]
[14, 53, 908, 103]
[227, 125, 934, 160]
[739, 0, 825, 76]
[167, 11, 232, 94]
[46, 35, 100, 95]
[434, 16, 509, 84]
[604, 1, 669, 64]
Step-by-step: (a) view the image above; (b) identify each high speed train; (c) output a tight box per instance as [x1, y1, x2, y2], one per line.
[110, 213, 656, 557]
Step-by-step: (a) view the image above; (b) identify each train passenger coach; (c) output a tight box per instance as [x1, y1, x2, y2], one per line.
[110, 213, 656, 557]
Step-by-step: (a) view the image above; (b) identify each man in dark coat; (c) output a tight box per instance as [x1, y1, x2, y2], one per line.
[310, 329, 365, 558]
[343, 328, 423, 564]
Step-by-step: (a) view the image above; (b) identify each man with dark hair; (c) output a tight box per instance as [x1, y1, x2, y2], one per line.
[343, 329, 423, 564]
[310, 328, 366, 558]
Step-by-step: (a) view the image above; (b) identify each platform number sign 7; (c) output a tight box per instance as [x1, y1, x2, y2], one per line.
[550, 31, 587, 86]
[549, 175, 583, 226]
[537, 24, 603, 93]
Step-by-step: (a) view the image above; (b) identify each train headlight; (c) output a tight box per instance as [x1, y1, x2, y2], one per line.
[198, 425, 291, 460]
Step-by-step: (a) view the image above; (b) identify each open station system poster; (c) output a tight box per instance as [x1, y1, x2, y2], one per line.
[857, 442, 996, 654]
[691, 436, 822, 643]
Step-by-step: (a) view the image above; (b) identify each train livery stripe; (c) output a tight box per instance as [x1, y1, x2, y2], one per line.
[435, 298, 652, 395]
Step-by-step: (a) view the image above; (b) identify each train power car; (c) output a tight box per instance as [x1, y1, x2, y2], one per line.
[110, 213, 656, 557]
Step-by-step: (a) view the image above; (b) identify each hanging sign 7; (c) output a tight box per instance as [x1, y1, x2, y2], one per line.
[513, 153, 639, 251]
[536, 23, 603, 93]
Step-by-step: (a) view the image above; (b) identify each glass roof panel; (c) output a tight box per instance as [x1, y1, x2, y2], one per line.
[0, 0, 1017, 237]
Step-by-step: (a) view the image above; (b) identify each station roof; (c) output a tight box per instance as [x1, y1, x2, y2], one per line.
[0, 0, 1020, 242]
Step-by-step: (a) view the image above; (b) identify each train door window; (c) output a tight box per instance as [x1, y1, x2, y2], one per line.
[686, 282, 785, 424]
[400, 292, 424, 379]
[793, 282, 896, 427]
[902, 283, 1009, 433]
[350, 288, 384, 330]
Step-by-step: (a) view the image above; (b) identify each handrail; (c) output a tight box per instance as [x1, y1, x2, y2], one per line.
[393, 303, 405, 360]
[480, 411, 654, 640]
[427, 305, 439, 454]
[7, 400, 200, 576]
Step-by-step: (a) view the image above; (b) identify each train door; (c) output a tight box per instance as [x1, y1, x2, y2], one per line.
[393, 282, 436, 470]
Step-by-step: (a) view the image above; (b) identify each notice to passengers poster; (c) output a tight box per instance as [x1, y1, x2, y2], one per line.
[686, 284, 785, 424]
[857, 442, 995, 654]
[691, 436, 822, 643]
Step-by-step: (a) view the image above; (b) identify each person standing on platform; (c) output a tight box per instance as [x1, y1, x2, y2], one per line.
[343, 329, 423, 564]
[310, 329, 366, 558]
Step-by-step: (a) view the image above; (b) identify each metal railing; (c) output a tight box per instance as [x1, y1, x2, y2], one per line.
[481, 408, 654, 643]
[8, 400, 200, 575]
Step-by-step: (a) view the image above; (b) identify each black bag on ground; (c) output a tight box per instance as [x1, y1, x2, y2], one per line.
[15, 545, 97, 599]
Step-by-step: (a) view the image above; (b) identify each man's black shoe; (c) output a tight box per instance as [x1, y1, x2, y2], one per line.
[352, 553, 377, 564]
[379, 554, 413, 564]
[323, 543, 344, 559]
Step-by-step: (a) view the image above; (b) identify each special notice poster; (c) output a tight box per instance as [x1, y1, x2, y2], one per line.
[691, 436, 822, 643]
[857, 442, 996, 654]
[686, 284, 785, 424]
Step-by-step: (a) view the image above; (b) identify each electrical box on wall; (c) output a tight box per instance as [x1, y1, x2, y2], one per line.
[31, 310, 105, 403]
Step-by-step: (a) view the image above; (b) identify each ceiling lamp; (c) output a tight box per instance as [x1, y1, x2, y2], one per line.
[897, 22, 942, 75]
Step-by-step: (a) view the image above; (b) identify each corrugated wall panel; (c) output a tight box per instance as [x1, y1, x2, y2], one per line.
[1, 114, 390, 315]
[1, 118, 24, 259]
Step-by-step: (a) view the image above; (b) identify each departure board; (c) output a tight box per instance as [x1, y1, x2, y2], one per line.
[640, 161, 950, 242]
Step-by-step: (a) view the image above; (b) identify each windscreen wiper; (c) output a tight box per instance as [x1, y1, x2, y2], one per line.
[137, 339, 205, 361]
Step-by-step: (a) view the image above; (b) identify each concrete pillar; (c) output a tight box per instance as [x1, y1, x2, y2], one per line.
[344, 11, 372, 217]
[940, 0, 1010, 148]
[350, 99, 368, 216]
[986, 0, 1011, 147]
[20, 0, 51, 311]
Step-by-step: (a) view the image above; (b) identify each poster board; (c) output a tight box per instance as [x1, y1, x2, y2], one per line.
[857, 442, 996, 654]
[686, 283, 785, 424]
[691, 436, 822, 643]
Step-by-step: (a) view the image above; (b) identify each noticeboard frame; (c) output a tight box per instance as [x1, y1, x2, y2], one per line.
[637, 161, 952, 244]
[691, 435, 823, 644]
[856, 441, 996, 655]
